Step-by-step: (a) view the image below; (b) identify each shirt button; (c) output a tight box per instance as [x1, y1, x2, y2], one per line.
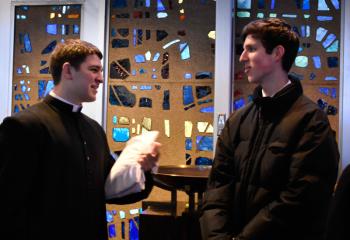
[87, 156, 90, 161]
[84, 141, 87, 145]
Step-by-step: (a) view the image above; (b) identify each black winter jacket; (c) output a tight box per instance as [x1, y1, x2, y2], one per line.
[200, 79, 339, 240]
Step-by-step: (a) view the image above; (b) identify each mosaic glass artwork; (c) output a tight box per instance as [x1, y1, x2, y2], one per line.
[233, 0, 340, 135]
[12, 5, 81, 114]
[107, 1, 215, 237]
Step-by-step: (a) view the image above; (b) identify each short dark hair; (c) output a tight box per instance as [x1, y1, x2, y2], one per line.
[49, 39, 103, 85]
[241, 18, 299, 72]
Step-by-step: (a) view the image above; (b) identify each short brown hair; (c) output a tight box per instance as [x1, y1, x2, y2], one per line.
[241, 18, 299, 72]
[49, 39, 103, 85]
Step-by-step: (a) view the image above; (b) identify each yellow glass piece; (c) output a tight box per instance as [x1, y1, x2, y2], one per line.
[137, 124, 141, 134]
[132, 128, 136, 134]
[180, 9, 185, 14]
[58, 13, 62, 18]
[119, 116, 130, 125]
[206, 124, 214, 133]
[142, 117, 152, 130]
[197, 122, 209, 133]
[67, 14, 80, 19]
[178, 0, 183, 3]
[208, 31, 215, 40]
[164, 120, 170, 137]
[50, 13, 55, 19]
[132, 118, 135, 124]
[184, 121, 193, 138]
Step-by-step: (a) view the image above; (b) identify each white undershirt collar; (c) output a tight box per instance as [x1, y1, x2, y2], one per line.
[49, 91, 82, 112]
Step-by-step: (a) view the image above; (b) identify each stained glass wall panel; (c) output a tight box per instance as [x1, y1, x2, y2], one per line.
[12, 5, 81, 114]
[233, 0, 340, 135]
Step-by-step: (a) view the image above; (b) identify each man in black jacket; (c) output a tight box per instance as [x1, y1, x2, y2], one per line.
[0, 39, 160, 240]
[200, 18, 339, 240]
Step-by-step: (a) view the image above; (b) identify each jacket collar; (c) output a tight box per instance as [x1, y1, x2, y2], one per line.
[44, 95, 83, 113]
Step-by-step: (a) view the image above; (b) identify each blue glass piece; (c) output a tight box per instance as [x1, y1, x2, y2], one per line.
[195, 157, 213, 166]
[234, 98, 245, 110]
[20, 6, 29, 10]
[316, 27, 328, 42]
[112, 128, 130, 142]
[257, 12, 264, 18]
[61, 24, 69, 35]
[121, 222, 125, 239]
[179, 42, 190, 60]
[292, 26, 300, 37]
[139, 68, 146, 74]
[258, 0, 265, 8]
[319, 87, 329, 96]
[157, 12, 168, 18]
[183, 86, 194, 105]
[323, 34, 336, 48]
[132, 70, 136, 75]
[326, 40, 339, 52]
[24, 93, 30, 101]
[163, 90, 170, 110]
[108, 225, 116, 238]
[39, 80, 54, 99]
[331, 88, 337, 99]
[21, 85, 27, 93]
[117, 28, 129, 37]
[195, 72, 213, 79]
[327, 105, 337, 115]
[312, 56, 321, 69]
[184, 73, 192, 79]
[129, 219, 139, 240]
[113, 85, 136, 107]
[196, 136, 213, 151]
[133, 29, 137, 46]
[112, 116, 118, 124]
[109, 86, 121, 106]
[196, 86, 211, 99]
[317, 99, 328, 110]
[152, 74, 157, 79]
[152, 52, 160, 61]
[237, 0, 251, 9]
[73, 25, 79, 34]
[106, 211, 114, 223]
[40, 67, 50, 74]
[112, 210, 117, 215]
[270, 0, 276, 9]
[157, 0, 166, 11]
[237, 11, 251, 18]
[14, 105, 20, 113]
[112, 39, 129, 48]
[318, 0, 330, 10]
[135, 54, 146, 63]
[112, 0, 127, 8]
[330, 0, 340, 9]
[17, 68, 22, 74]
[146, 0, 151, 7]
[302, 0, 310, 10]
[185, 138, 192, 150]
[137, 29, 143, 45]
[198, 99, 213, 105]
[131, 85, 137, 90]
[23, 33, 32, 53]
[161, 64, 169, 79]
[139, 98, 152, 108]
[310, 72, 316, 80]
[40, 60, 47, 66]
[317, 16, 333, 21]
[325, 76, 337, 81]
[156, 30, 168, 41]
[186, 153, 192, 165]
[42, 40, 57, 54]
[327, 57, 338, 68]
[282, 14, 297, 18]
[301, 25, 306, 37]
[134, 216, 140, 226]
[140, 85, 152, 90]
[46, 24, 57, 35]
[298, 47, 303, 53]
[200, 106, 214, 113]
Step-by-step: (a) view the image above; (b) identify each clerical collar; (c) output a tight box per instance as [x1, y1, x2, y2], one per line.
[262, 80, 291, 97]
[49, 91, 82, 112]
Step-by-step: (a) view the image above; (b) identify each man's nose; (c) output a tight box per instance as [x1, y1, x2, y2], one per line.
[239, 50, 247, 62]
[96, 72, 103, 83]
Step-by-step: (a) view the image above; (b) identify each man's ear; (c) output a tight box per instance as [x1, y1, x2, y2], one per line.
[62, 62, 73, 80]
[273, 45, 285, 62]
